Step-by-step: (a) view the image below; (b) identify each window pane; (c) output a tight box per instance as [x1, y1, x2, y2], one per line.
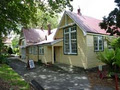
[71, 32, 76, 39]
[64, 34, 69, 42]
[64, 44, 69, 53]
[71, 26, 76, 31]
[94, 36, 98, 51]
[71, 41, 77, 53]
[39, 46, 44, 55]
[64, 29, 69, 33]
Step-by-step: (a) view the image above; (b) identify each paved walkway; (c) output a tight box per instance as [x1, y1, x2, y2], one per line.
[7, 57, 115, 90]
[8, 57, 90, 90]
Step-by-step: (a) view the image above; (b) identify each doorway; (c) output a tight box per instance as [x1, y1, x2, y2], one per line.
[54, 47, 56, 62]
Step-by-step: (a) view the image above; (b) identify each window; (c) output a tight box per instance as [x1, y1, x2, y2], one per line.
[31, 46, 37, 55]
[39, 46, 44, 55]
[94, 36, 104, 51]
[64, 26, 77, 54]
[29, 47, 32, 54]
[34, 46, 38, 55]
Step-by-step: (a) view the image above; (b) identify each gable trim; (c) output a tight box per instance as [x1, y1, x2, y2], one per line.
[66, 11, 87, 36]
[54, 11, 87, 39]
[58, 23, 76, 29]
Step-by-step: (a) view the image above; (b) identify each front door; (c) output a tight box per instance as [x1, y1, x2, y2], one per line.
[54, 47, 56, 62]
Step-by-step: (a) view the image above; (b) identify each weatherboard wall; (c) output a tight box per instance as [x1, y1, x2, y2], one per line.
[38, 46, 52, 64]
[86, 34, 108, 68]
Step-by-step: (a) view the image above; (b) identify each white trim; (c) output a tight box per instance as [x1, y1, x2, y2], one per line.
[65, 14, 68, 25]
[94, 36, 104, 51]
[87, 32, 108, 36]
[69, 28, 72, 53]
[58, 23, 76, 30]
[51, 39, 63, 45]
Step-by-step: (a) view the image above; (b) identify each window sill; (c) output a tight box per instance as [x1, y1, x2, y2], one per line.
[64, 53, 77, 55]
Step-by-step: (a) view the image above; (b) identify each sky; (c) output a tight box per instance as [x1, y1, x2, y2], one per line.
[68, 0, 117, 20]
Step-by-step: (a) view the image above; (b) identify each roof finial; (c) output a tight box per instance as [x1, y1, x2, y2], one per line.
[77, 6, 82, 16]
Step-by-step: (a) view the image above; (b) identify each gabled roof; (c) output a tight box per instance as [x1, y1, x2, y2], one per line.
[21, 28, 58, 47]
[22, 28, 47, 44]
[35, 29, 58, 45]
[57, 11, 107, 35]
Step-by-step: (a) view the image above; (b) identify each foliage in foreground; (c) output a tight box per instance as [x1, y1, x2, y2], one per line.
[99, 0, 120, 36]
[0, 54, 8, 64]
[0, 64, 30, 89]
[97, 37, 120, 73]
[97, 49, 114, 68]
[0, 0, 73, 52]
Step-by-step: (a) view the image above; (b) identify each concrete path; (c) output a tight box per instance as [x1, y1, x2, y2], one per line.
[7, 57, 115, 90]
[8, 57, 90, 90]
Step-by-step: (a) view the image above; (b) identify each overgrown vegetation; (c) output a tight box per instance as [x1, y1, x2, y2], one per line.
[0, 64, 30, 89]
[97, 37, 120, 73]
[0, 55, 8, 64]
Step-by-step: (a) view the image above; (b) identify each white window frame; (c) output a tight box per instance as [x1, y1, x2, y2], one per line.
[64, 26, 77, 55]
[34, 46, 38, 55]
[94, 36, 104, 51]
[39, 46, 44, 55]
[31, 46, 37, 55]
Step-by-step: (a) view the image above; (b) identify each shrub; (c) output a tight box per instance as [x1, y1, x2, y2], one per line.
[114, 48, 120, 67]
[0, 54, 8, 64]
[97, 48, 115, 71]
[97, 37, 120, 73]
[111, 37, 120, 49]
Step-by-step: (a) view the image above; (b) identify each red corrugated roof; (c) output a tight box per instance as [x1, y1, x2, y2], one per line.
[66, 11, 107, 34]
[22, 28, 58, 46]
[23, 28, 47, 44]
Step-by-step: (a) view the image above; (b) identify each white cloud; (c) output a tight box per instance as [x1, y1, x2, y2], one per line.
[70, 0, 116, 20]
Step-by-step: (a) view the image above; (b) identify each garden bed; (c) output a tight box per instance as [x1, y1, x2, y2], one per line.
[87, 66, 120, 90]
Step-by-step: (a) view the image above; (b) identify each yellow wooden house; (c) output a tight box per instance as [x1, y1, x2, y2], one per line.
[19, 10, 111, 69]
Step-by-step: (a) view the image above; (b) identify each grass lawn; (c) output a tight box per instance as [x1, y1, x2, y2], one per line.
[0, 64, 31, 90]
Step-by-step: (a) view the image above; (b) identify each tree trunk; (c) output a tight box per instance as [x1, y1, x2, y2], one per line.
[0, 32, 3, 55]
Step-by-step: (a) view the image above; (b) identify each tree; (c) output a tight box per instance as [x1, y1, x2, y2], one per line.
[0, 0, 73, 53]
[28, 9, 59, 29]
[12, 36, 19, 48]
[99, 0, 120, 36]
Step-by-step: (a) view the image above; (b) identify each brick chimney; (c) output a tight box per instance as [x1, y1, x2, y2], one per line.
[77, 8, 82, 15]
[47, 24, 51, 35]
[41, 27, 43, 31]
[45, 35, 47, 40]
